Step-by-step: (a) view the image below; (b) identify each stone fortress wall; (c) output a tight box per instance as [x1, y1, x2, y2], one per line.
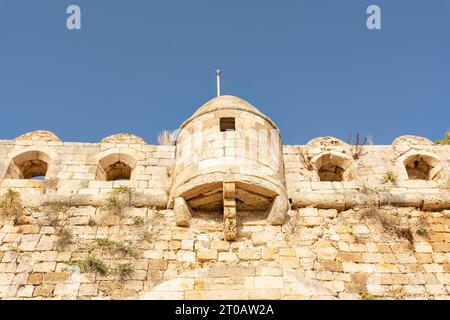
[0, 96, 449, 300]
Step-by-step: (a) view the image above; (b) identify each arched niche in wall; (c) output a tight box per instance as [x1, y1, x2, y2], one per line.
[391, 135, 445, 182]
[94, 148, 144, 181]
[5, 149, 54, 180]
[392, 136, 445, 180]
[96, 153, 136, 181]
[312, 152, 354, 182]
[304, 137, 354, 182]
[403, 154, 443, 180]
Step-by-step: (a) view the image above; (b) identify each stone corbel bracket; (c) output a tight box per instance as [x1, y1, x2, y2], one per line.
[223, 180, 237, 241]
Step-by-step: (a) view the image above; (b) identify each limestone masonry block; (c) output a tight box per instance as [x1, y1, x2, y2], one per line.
[196, 249, 218, 262]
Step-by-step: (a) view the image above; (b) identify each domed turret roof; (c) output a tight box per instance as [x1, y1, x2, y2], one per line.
[181, 95, 278, 129]
[192, 95, 260, 118]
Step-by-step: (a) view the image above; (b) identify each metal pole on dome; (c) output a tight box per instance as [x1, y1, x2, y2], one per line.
[215, 69, 222, 97]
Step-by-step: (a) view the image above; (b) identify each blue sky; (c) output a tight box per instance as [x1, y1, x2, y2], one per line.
[0, 0, 449, 145]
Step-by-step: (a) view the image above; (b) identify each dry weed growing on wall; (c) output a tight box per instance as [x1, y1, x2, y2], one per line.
[157, 130, 177, 146]
[360, 207, 413, 244]
[0, 189, 26, 225]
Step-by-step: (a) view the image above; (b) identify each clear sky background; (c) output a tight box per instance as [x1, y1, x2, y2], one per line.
[0, 0, 449, 145]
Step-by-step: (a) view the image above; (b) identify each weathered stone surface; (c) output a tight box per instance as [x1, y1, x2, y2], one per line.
[143, 250, 163, 259]
[195, 277, 246, 291]
[303, 217, 323, 227]
[17, 285, 34, 298]
[174, 197, 192, 227]
[140, 291, 184, 300]
[111, 289, 137, 300]
[27, 273, 43, 285]
[423, 264, 444, 273]
[33, 285, 54, 298]
[252, 232, 276, 246]
[210, 240, 229, 252]
[256, 267, 283, 276]
[184, 290, 248, 300]
[176, 251, 196, 263]
[279, 248, 296, 256]
[238, 249, 261, 261]
[0, 274, 14, 286]
[53, 283, 80, 297]
[218, 252, 238, 263]
[279, 256, 299, 268]
[197, 249, 218, 262]
[254, 276, 283, 289]
[19, 225, 40, 234]
[283, 276, 336, 296]
[152, 278, 194, 292]
[78, 283, 98, 296]
[248, 290, 282, 300]
[210, 266, 256, 278]
[181, 240, 194, 250]
[43, 272, 70, 284]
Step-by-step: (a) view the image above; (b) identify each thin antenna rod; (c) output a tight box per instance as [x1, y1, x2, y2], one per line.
[215, 69, 222, 97]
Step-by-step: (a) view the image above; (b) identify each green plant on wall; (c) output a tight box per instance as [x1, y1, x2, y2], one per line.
[132, 216, 144, 226]
[4, 188, 20, 200]
[102, 186, 135, 215]
[68, 256, 133, 279]
[56, 228, 74, 249]
[93, 238, 137, 257]
[113, 186, 135, 206]
[388, 287, 405, 299]
[360, 292, 377, 300]
[383, 171, 398, 183]
[69, 256, 109, 275]
[102, 197, 123, 215]
[435, 132, 450, 145]
[416, 224, 431, 236]
[141, 230, 156, 242]
[42, 202, 70, 227]
[112, 263, 133, 279]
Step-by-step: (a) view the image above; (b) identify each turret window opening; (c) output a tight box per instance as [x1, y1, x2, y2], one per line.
[220, 117, 235, 132]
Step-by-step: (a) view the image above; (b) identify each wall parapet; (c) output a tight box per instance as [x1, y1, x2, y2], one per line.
[0, 132, 448, 211]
